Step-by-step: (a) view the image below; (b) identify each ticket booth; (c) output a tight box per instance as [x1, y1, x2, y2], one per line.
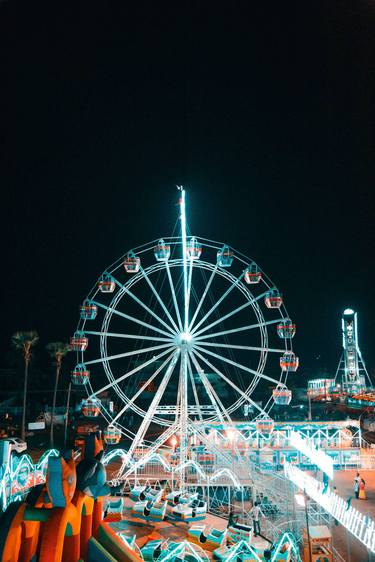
[303, 525, 333, 562]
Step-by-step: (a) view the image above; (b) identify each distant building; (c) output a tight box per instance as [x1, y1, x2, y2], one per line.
[307, 379, 336, 401]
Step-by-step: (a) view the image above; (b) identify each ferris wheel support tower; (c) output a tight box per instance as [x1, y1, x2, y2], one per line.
[336, 308, 370, 393]
[179, 186, 195, 484]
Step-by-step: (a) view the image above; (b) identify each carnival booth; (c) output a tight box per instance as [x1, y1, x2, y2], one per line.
[302, 525, 333, 562]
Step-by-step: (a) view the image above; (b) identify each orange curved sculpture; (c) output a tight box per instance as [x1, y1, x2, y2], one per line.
[0, 432, 123, 562]
[72, 490, 94, 560]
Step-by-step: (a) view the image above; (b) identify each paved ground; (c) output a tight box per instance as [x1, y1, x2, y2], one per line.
[331, 470, 375, 561]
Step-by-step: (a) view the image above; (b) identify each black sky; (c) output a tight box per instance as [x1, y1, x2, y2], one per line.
[1, 2, 375, 380]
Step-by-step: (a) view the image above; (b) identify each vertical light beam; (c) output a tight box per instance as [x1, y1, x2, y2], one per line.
[179, 187, 189, 333]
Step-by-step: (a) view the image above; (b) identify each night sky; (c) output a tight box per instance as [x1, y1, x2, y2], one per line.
[2, 2, 375, 383]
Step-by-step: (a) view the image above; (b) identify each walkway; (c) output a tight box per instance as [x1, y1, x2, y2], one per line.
[332, 470, 375, 561]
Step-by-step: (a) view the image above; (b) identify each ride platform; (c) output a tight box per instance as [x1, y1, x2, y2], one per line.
[106, 496, 270, 558]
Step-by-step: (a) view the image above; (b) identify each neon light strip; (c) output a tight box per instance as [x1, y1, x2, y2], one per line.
[284, 461, 375, 553]
[0, 449, 59, 510]
[225, 534, 301, 562]
[290, 430, 334, 479]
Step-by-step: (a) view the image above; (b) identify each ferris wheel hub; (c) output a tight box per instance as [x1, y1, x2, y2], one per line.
[178, 331, 193, 344]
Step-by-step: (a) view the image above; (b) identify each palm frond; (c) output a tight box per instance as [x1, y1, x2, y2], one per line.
[12, 330, 39, 350]
[46, 341, 71, 358]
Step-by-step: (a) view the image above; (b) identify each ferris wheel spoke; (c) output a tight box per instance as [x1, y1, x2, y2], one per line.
[193, 344, 280, 386]
[186, 259, 193, 327]
[84, 342, 173, 365]
[84, 330, 172, 343]
[188, 264, 218, 332]
[110, 352, 176, 425]
[188, 350, 230, 425]
[124, 287, 177, 336]
[186, 353, 203, 423]
[189, 272, 244, 335]
[87, 346, 176, 398]
[127, 351, 181, 457]
[124, 423, 179, 478]
[165, 261, 183, 331]
[92, 301, 175, 338]
[191, 291, 268, 339]
[140, 267, 180, 333]
[192, 348, 268, 417]
[196, 341, 285, 353]
[193, 318, 281, 342]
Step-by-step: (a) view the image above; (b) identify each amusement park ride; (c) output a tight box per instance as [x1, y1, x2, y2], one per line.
[2, 189, 375, 561]
[308, 308, 374, 413]
[72, 187, 299, 488]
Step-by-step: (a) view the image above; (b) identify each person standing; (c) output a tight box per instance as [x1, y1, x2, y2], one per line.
[250, 502, 264, 537]
[227, 509, 235, 527]
[359, 478, 366, 500]
[354, 472, 361, 499]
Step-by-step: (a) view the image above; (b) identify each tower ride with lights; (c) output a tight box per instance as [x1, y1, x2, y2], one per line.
[336, 308, 369, 394]
[72, 188, 298, 487]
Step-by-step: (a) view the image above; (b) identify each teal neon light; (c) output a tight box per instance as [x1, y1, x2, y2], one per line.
[285, 461, 375, 553]
[0, 448, 59, 510]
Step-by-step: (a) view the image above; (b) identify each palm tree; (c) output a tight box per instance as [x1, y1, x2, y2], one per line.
[46, 342, 71, 448]
[12, 331, 39, 441]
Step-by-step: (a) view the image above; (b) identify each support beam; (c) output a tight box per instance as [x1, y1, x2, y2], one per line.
[190, 273, 245, 335]
[93, 301, 175, 338]
[192, 348, 268, 417]
[84, 330, 172, 343]
[193, 318, 281, 342]
[110, 352, 176, 424]
[193, 344, 280, 386]
[197, 341, 285, 353]
[140, 267, 180, 333]
[84, 342, 173, 365]
[191, 291, 267, 339]
[87, 347, 175, 398]
[127, 351, 180, 458]
[165, 261, 183, 331]
[188, 265, 218, 332]
[189, 350, 230, 425]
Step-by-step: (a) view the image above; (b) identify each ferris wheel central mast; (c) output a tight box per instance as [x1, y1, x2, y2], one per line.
[179, 187, 190, 335]
[178, 186, 190, 485]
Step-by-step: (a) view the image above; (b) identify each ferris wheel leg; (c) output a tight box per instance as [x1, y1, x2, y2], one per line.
[179, 345, 189, 489]
[127, 351, 180, 459]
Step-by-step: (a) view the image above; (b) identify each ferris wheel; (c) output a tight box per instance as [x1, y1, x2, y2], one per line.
[70, 190, 298, 451]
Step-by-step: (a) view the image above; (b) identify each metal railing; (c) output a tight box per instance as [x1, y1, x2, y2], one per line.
[332, 546, 347, 562]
